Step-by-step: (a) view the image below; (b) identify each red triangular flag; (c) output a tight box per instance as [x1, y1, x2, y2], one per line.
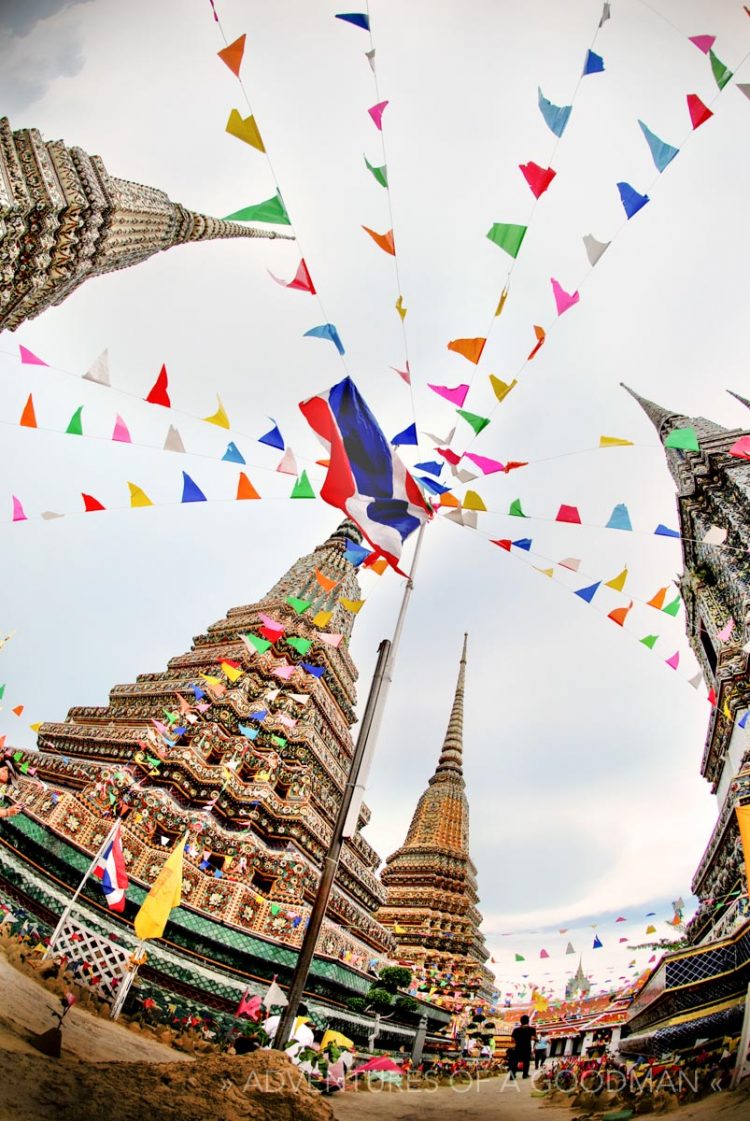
[146, 365, 171, 407]
[217, 33, 246, 77]
[491, 539, 512, 551]
[19, 394, 37, 428]
[270, 259, 316, 293]
[687, 93, 713, 130]
[519, 162, 556, 198]
[82, 493, 106, 512]
[556, 504, 581, 524]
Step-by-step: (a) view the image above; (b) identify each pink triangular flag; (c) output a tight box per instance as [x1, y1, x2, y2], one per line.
[318, 632, 343, 647]
[688, 34, 715, 53]
[368, 100, 389, 129]
[112, 414, 132, 443]
[12, 496, 27, 522]
[269, 259, 316, 294]
[665, 651, 680, 670]
[729, 435, 750, 459]
[19, 345, 48, 366]
[277, 448, 298, 475]
[259, 613, 285, 634]
[273, 665, 296, 680]
[559, 557, 581, 571]
[391, 363, 411, 385]
[464, 453, 504, 474]
[717, 618, 735, 642]
[427, 383, 469, 407]
[551, 278, 580, 315]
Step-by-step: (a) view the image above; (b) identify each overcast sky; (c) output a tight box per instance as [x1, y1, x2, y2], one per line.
[2, 0, 750, 996]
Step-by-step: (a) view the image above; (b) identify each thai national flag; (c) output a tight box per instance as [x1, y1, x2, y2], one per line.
[300, 377, 432, 568]
[93, 822, 128, 912]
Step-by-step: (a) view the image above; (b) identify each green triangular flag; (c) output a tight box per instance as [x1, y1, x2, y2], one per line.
[364, 155, 388, 188]
[244, 633, 271, 653]
[640, 634, 658, 649]
[515, 953, 525, 962]
[509, 498, 526, 517]
[224, 190, 291, 224]
[662, 596, 681, 617]
[286, 596, 312, 614]
[486, 222, 527, 258]
[0, 684, 5, 700]
[270, 735, 287, 748]
[290, 470, 316, 499]
[287, 636, 312, 655]
[66, 406, 84, 435]
[709, 49, 733, 90]
[456, 408, 490, 435]
[665, 426, 699, 452]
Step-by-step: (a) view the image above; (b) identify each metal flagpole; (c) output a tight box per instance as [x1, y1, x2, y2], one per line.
[43, 819, 120, 959]
[273, 523, 427, 1049]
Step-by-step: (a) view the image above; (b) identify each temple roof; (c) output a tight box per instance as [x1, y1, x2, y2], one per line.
[434, 633, 467, 779]
[727, 389, 750, 411]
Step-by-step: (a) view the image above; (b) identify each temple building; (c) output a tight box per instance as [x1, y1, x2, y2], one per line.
[377, 636, 495, 1013]
[0, 116, 289, 332]
[565, 957, 592, 1001]
[0, 519, 449, 1044]
[620, 387, 750, 1053]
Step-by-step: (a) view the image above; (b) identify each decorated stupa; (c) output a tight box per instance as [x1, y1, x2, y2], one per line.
[376, 635, 495, 1012]
[0, 116, 289, 332]
[0, 520, 449, 1041]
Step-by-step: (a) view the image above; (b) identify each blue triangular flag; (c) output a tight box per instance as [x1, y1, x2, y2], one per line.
[638, 120, 679, 173]
[617, 181, 650, 219]
[192, 686, 205, 700]
[181, 471, 207, 503]
[222, 441, 245, 464]
[575, 581, 601, 603]
[654, 524, 680, 538]
[512, 538, 533, 551]
[583, 49, 605, 75]
[344, 542, 371, 566]
[304, 323, 345, 355]
[739, 712, 749, 729]
[414, 461, 443, 477]
[250, 709, 268, 723]
[238, 723, 260, 739]
[416, 476, 449, 495]
[593, 935, 603, 948]
[301, 663, 325, 678]
[606, 503, 633, 531]
[538, 87, 572, 137]
[335, 12, 369, 30]
[392, 422, 418, 446]
[258, 419, 285, 451]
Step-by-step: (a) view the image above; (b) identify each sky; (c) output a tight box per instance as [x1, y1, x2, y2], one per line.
[1, 0, 750, 997]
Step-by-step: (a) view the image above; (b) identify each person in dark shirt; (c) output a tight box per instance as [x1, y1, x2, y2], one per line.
[511, 1015, 537, 1079]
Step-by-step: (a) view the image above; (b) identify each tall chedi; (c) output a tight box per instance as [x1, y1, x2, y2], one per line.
[0, 520, 397, 1019]
[377, 636, 494, 1009]
[0, 117, 290, 331]
[621, 387, 750, 1053]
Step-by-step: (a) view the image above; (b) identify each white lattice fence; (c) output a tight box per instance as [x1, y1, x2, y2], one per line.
[51, 916, 133, 1004]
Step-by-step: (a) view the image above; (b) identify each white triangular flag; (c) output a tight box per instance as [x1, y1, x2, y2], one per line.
[462, 510, 478, 529]
[702, 525, 727, 546]
[263, 978, 288, 1008]
[365, 48, 376, 72]
[277, 447, 298, 475]
[83, 349, 110, 386]
[422, 427, 456, 446]
[444, 508, 465, 526]
[583, 234, 610, 267]
[164, 425, 185, 452]
[559, 557, 581, 572]
[687, 670, 703, 689]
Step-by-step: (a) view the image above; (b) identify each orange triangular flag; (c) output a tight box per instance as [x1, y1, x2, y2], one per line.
[315, 569, 339, 592]
[447, 337, 486, 365]
[19, 394, 37, 428]
[218, 34, 246, 77]
[648, 587, 667, 609]
[236, 472, 260, 500]
[12, 705, 24, 716]
[439, 492, 460, 507]
[362, 226, 395, 255]
[608, 602, 633, 627]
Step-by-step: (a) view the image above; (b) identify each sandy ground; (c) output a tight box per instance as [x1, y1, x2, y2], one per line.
[331, 1074, 750, 1121]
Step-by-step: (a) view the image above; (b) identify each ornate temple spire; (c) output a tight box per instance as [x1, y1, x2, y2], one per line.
[0, 117, 292, 331]
[727, 389, 750, 411]
[619, 384, 680, 439]
[435, 634, 468, 778]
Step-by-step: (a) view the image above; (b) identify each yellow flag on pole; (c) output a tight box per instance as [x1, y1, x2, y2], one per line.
[736, 805, 750, 895]
[134, 832, 187, 940]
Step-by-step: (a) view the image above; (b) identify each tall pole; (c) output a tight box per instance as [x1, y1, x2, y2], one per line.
[273, 523, 427, 1049]
[43, 819, 120, 958]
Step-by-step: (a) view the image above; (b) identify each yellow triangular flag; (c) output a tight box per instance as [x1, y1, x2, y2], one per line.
[736, 806, 750, 894]
[225, 109, 265, 151]
[535, 567, 554, 578]
[203, 395, 230, 429]
[200, 674, 222, 686]
[312, 610, 333, 627]
[462, 490, 487, 511]
[394, 923, 406, 934]
[339, 598, 365, 614]
[395, 295, 407, 320]
[489, 374, 517, 403]
[29, 722, 42, 732]
[134, 832, 187, 940]
[494, 285, 509, 317]
[723, 698, 732, 720]
[128, 482, 153, 508]
[605, 566, 628, 592]
[599, 435, 634, 448]
[221, 661, 243, 683]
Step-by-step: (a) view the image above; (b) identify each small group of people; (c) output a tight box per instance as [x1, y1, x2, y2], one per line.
[0, 755, 23, 819]
[506, 1015, 549, 1078]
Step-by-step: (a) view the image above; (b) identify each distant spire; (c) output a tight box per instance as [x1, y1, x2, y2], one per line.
[620, 384, 679, 439]
[727, 389, 750, 411]
[434, 634, 468, 778]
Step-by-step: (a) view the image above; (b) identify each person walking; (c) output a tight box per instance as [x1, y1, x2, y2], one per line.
[511, 1015, 537, 1079]
[534, 1033, 549, 1069]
